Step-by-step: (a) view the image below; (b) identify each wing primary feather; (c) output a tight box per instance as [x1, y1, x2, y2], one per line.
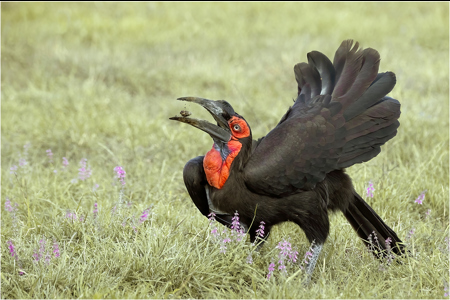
[335, 48, 381, 109]
[307, 51, 336, 95]
[332, 41, 364, 99]
[344, 73, 397, 121]
[294, 63, 321, 99]
[333, 39, 354, 84]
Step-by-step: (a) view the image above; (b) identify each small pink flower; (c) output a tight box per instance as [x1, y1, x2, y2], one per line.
[53, 241, 60, 258]
[5, 198, 18, 212]
[366, 181, 375, 198]
[139, 207, 152, 224]
[414, 190, 427, 205]
[7, 240, 16, 257]
[65, 211, 77, 221]
[10, 165, 18, 175]
[46, 149, 53, 163]
[303, 251, 313, 264]
[62, 157, 69, 169]
[93, 203, 98, 219]
[255, 221, 266, 239]
[267, 262, 275, 279]
[78, 158, 92, 181]
[18, 158, 27, 167]
[211, 227, 218, 237]
[114, 166, 126, 186]
[406, 228, 415, 240]
[208, 212, 216, 221]
[220, 237, 231, 254]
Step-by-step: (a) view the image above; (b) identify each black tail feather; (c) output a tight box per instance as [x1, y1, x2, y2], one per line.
[344, 191, 406, 259]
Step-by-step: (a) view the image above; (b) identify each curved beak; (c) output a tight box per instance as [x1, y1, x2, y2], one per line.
[169, 97, 232, 143]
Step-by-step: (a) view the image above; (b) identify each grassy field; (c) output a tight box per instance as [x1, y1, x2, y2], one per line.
[1, 2, 449, 299]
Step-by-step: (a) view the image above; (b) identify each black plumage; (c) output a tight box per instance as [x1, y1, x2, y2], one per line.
[170, 40, 405, 280]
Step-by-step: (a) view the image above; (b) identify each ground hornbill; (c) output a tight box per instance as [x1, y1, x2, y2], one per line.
[170, 40, 406, 279]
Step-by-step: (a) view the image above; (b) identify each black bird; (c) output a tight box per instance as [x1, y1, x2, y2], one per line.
[170, 40, 405, 279]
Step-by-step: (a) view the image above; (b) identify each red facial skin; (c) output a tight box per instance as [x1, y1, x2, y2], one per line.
[203, 116, 250, 189]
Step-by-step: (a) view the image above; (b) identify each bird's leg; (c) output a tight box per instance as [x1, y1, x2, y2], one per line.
[304, 242, 323, 285]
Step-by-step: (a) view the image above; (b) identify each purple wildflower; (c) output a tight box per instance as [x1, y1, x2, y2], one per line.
[406, 228, 415, 240]
[44, 252, 51, 265]
[255, 221, 266, 239]
[231, 211, 245, 242]
[46, 149, 53, 163]
[18, 158, 27, 167]
[93, 203, 98, 219]
[33, 239, 46, 262]
[10, 165, 18, 175]
[5, 197, 18, 212]
[53, 241, 60, 258]
[278, 260, 287, 273]
[208, 212, 219, 238]
[246, 252, 253, 264]
[7, 240, 16, 258]
[114, 166, 126, 186]
[267, 262, 275, 280]
[366, 181, 375, 198]
[277, 239, 298, 264]
[93, 183, 99, 192]
[220, 237, 231, 254]
[208, 212, 216, 221]
[231, 211, 241, 232]
[211, 227, 218, 237]
[266, 238, 300, 279]
[414, 190, 427, 205]
[78, 158, 92, 181]
[385, 237, 394, 265]
[62, 157, 69, 169]
[139, 207, 152, 224]
[7, 240, 24, 274]
[32, 251, 40, 262]
[303, 251, 313, 265]
[65, 210, 77, 222]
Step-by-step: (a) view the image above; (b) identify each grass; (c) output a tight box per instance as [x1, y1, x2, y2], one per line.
[1, 2, 449, 299]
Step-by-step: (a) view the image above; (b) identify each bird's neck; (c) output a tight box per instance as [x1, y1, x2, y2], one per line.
[203, 140, 242, 189]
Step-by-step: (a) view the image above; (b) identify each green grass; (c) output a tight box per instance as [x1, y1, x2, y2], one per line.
[1, 2, 449, 299]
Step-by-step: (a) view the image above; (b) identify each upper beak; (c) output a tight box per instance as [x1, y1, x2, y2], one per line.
[169, 97, 232, 143]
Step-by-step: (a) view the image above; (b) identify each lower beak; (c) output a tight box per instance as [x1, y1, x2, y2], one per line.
[169, 97, 232, 143]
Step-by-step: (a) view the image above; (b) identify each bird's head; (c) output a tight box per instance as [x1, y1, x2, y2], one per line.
[170, 97, 252, 189]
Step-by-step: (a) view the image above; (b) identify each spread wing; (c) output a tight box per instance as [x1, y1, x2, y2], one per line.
[244, 40, 400, 196]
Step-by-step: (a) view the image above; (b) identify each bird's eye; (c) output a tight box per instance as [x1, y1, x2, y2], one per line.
[233, 124, 241, 131]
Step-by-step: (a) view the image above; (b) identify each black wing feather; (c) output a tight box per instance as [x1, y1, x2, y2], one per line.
[244, 40, 400, 196]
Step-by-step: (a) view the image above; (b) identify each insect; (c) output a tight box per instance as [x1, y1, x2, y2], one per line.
[180, 110, 192, 117]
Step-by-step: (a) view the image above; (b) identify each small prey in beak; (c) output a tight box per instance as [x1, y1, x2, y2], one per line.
[169, 97, 234, 144]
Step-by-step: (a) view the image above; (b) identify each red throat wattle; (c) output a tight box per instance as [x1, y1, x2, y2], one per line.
[203, 140, 242, 189]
